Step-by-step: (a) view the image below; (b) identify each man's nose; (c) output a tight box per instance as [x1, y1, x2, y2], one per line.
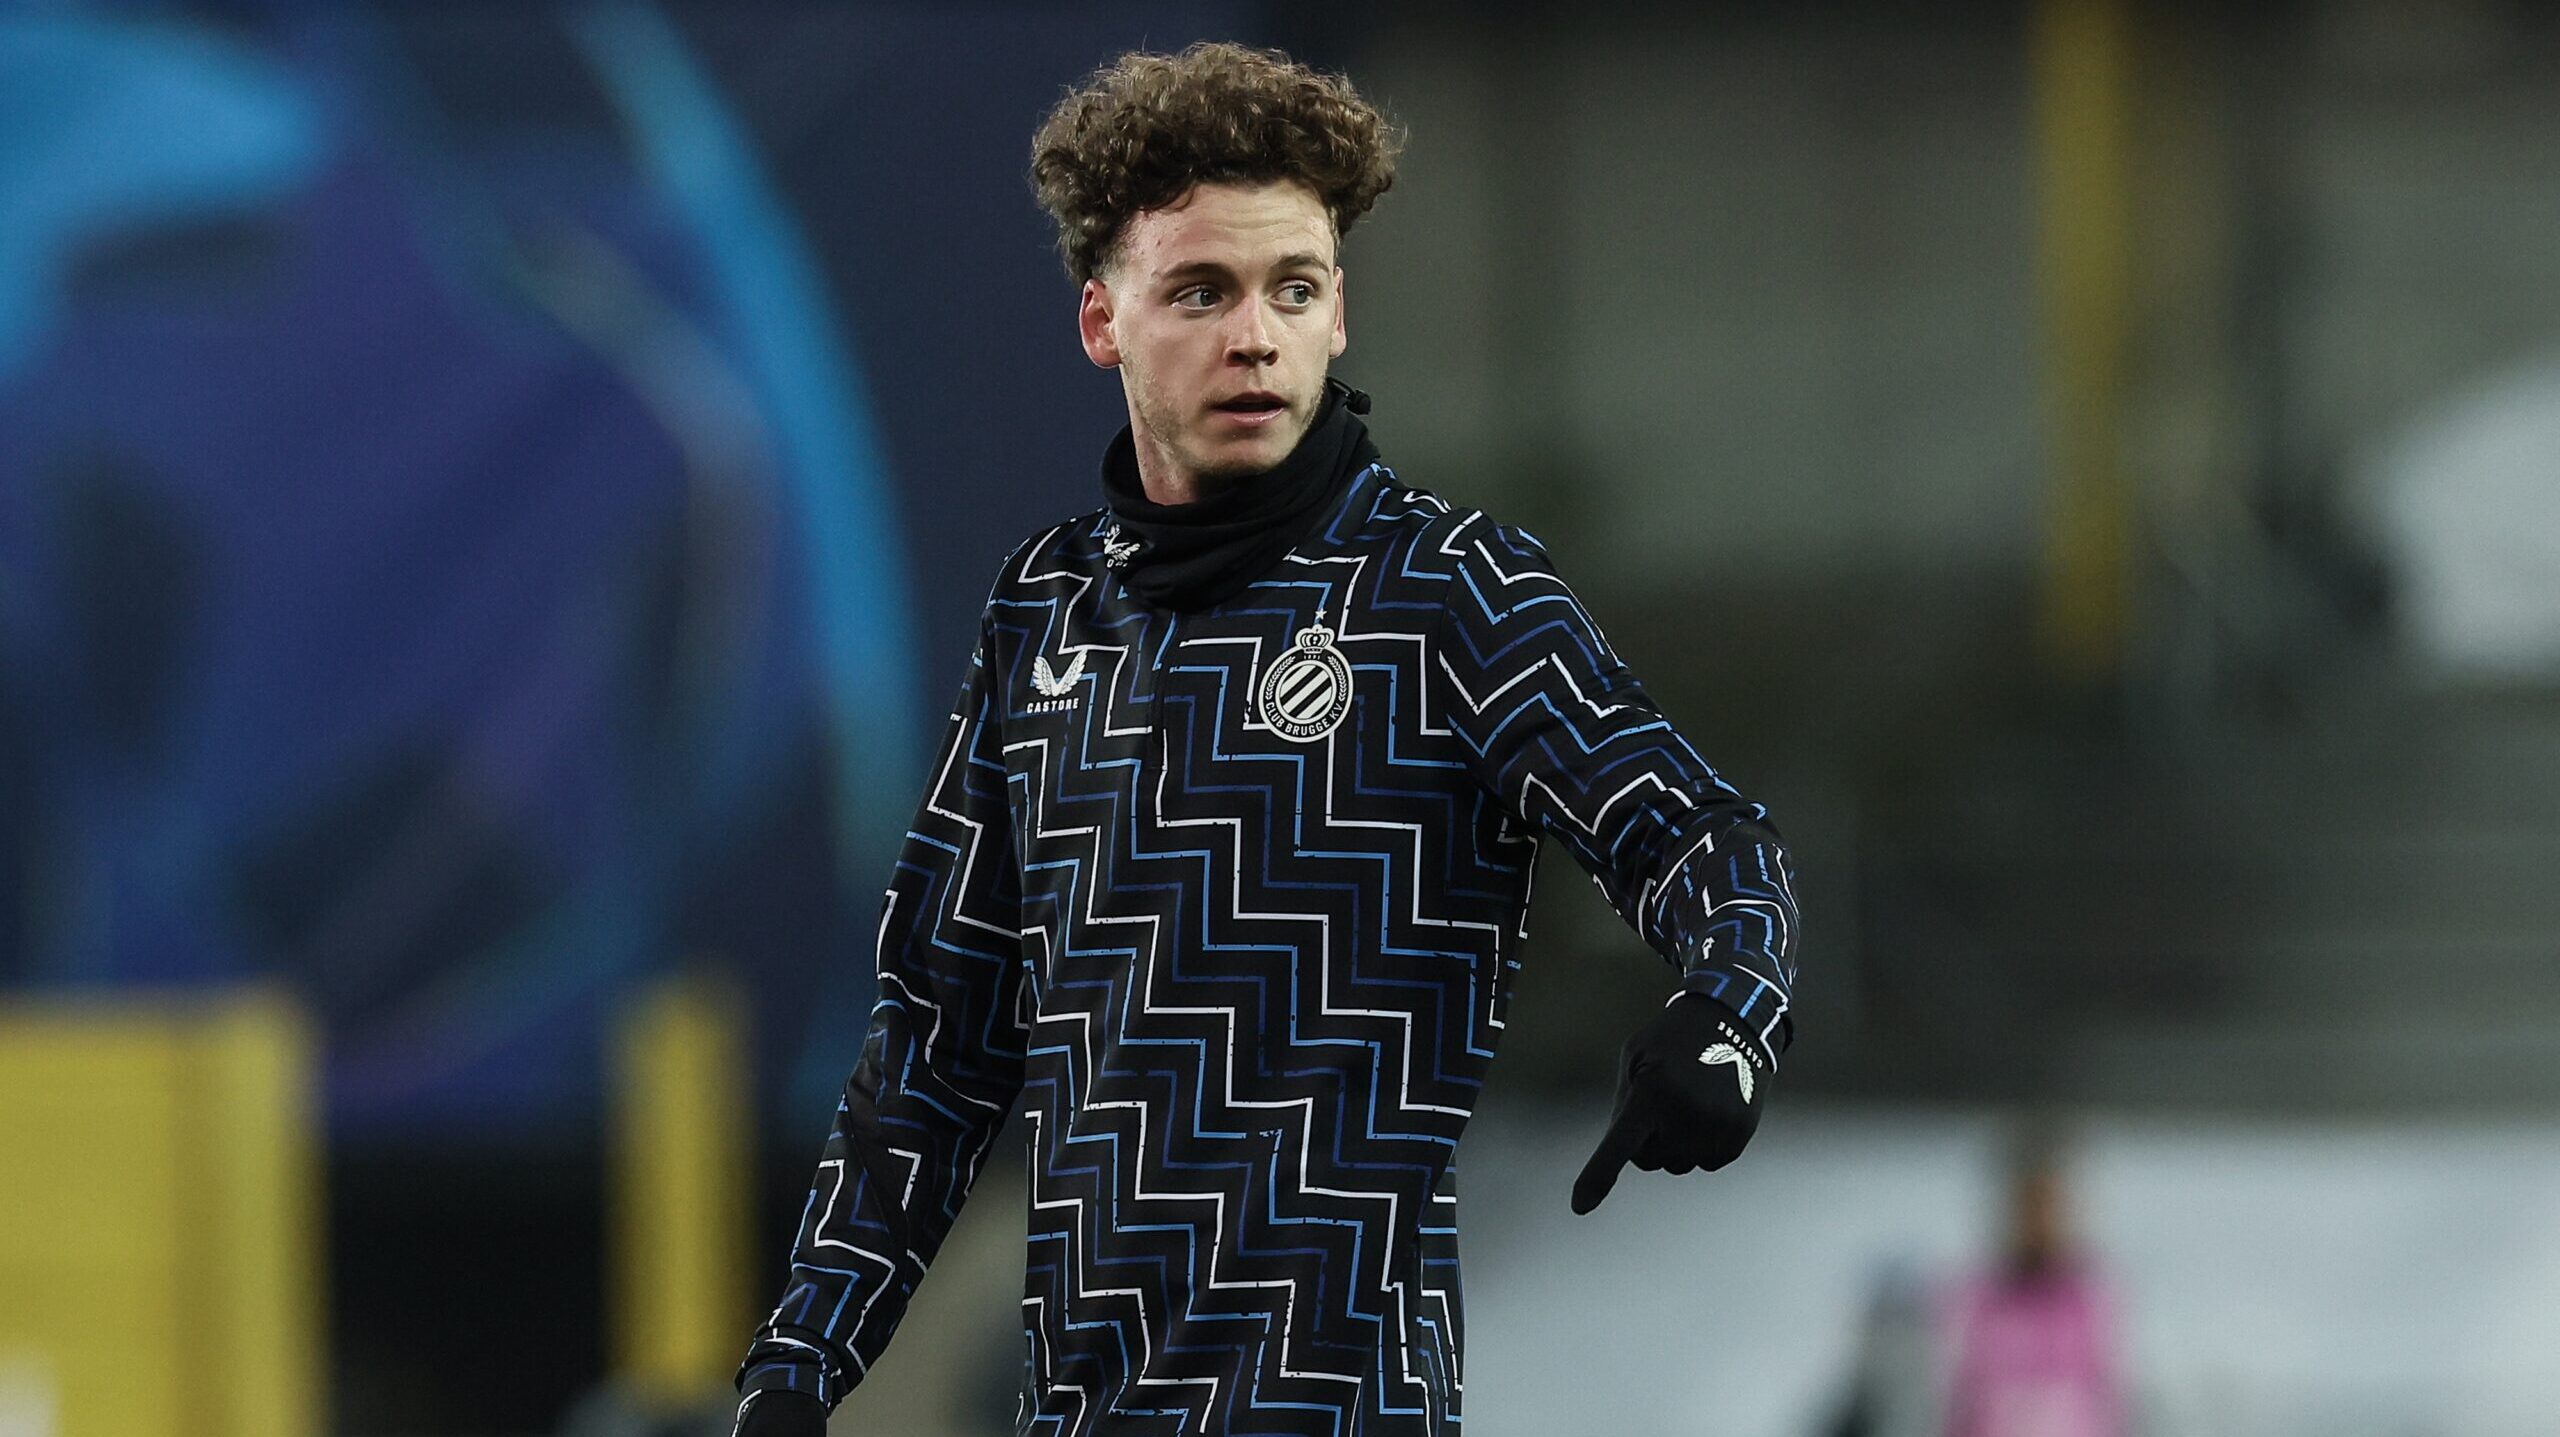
[1225, 300, 1279, 364]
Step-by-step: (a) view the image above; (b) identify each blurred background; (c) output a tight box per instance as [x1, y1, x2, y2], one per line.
[3, 1, 2557, 1434]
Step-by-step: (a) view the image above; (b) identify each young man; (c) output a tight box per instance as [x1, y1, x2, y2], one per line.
[735, 43, 1799, 1437]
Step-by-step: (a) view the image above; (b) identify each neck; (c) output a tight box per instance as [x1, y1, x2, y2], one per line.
[1097, 381, 1376, 611]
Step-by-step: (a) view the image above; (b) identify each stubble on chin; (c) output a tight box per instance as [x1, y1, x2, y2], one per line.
[1127, 377, 1318, 495]
[1190, 406, 1315, 484]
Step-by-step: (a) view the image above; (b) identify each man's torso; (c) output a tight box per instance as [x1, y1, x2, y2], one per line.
[988, 466, 1528, 1435]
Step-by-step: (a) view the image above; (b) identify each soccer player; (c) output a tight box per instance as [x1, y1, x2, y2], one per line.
[733, 42, 1799, 1436]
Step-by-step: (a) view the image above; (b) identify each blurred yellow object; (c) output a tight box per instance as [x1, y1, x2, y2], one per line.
[2031, 0, 2138, 680]
[0, 989, 324, 1437]
[610, 973, 751, 1410]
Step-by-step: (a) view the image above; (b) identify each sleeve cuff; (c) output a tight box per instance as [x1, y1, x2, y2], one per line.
[733, 1386, 828, 1436]
[737, 1340, 841, 1410]
[1672, 971, 1791, 1070]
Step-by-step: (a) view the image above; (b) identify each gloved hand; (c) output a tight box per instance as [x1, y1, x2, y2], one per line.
[1571, 992, 1770, 1214]
[733, 1389, 828, 1437]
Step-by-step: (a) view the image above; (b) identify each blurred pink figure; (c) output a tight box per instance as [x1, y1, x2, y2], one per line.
[1941, 1132, 2126, 1437]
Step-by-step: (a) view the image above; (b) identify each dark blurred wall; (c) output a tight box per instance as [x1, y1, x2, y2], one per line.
[1334, 4, 2560, 1105]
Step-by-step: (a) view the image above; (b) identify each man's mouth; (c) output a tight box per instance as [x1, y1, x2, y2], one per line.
[1210, 392, 1290, 427]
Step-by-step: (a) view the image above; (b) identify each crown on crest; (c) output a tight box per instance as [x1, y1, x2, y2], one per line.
[1296, 608, 1334, 650]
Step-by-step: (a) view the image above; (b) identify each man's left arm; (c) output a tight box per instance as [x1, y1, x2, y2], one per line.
[1432, 517, 1800, 1210]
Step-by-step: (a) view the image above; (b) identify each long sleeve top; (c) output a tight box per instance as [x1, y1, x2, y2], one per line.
[738, 460, 1799, 1436]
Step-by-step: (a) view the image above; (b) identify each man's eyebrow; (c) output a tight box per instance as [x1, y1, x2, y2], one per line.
[1153, 259, 1239, 285]
[1151, 253, 1334, 284]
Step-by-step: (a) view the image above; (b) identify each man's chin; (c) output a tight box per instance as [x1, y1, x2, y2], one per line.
[1189, 419, 1310, 482]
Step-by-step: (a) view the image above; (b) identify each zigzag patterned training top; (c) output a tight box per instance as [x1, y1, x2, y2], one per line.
[739, 463, 1800, 1435]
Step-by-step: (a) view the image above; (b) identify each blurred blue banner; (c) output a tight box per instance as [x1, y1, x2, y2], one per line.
[0, 2, 1241, 1142]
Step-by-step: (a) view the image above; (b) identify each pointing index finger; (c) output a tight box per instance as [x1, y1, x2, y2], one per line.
[1571, 1115, 1647, 1215]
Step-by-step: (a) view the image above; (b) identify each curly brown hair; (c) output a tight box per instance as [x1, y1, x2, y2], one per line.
[1029, 42, 1400, 283]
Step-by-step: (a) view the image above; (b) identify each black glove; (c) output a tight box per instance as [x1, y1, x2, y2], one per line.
[1571, 992, 1770, 1214]
[733, 1389, 828, 1437]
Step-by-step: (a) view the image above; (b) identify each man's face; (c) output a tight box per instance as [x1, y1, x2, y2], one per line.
[1079, 180, 1348, 496]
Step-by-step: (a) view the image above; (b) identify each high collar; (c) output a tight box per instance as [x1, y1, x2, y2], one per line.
[1098, 379, 1379, 612]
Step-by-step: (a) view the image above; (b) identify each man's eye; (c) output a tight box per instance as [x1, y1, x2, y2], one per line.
[1175, 286, 1218, 309]
[1279, 282, 1316, 305]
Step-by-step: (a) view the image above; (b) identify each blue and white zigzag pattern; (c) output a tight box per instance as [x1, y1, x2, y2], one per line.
[741, 467, 1798, 1435]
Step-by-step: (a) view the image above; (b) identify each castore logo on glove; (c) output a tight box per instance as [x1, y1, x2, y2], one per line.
[1697, 1042, 1754, 1102]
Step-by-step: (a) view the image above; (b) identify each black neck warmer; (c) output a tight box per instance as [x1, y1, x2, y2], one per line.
[1099, 378, 1378, 612]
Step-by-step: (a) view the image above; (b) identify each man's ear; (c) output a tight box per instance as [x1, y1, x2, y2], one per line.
[1079, 278, 1121, 369]
[1328, 266, 1348, 360]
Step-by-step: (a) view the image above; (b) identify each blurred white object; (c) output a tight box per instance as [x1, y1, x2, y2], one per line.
[2353, 354, 2560, 680]
[0, 1355, 55, 1437]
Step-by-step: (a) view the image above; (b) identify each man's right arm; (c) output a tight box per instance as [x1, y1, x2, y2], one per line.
[735, 619, 1028, 1422]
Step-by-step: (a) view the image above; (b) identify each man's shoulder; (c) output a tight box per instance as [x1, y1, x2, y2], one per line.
[984, 509, 1115, 595]
[1347, 469, 1558, 583]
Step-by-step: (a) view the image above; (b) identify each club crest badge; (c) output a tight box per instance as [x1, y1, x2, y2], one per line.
[1100, 521, 1140, 570]
[1257, 610, 1354, 742]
